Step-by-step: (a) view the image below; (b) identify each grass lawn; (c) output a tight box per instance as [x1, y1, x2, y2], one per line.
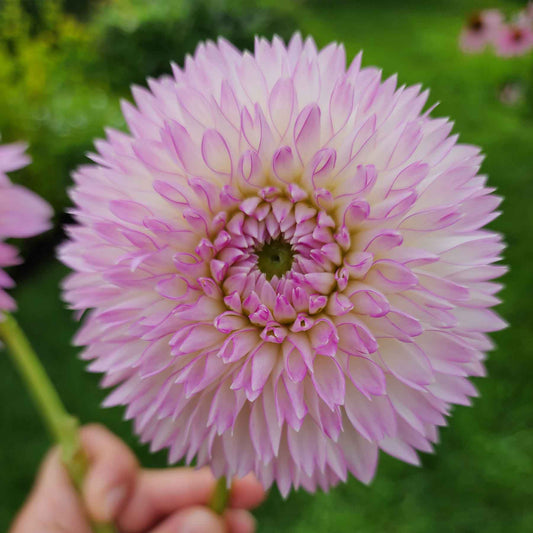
[1, 0, 532, 531]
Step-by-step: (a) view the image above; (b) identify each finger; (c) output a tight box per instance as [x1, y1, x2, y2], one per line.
[117, 467, 265, 533]
[224, 509, 257, 533]
[118, 467, 216, 533]
[10, 449, 91, 533]
[149, 506, 225, 533]
[228, 474, 266, 510]
[79, 424, 139, 524]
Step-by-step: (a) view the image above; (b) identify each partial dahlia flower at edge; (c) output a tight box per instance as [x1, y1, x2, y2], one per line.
[60, 34, 507, 496]
[0, 141, 52, 313]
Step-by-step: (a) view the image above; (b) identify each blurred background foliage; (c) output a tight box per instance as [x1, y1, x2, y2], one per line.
[0, 0, 296, 217]
[1, 0, 532, 532]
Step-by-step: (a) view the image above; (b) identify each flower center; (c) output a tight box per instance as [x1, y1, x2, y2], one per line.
[468, 13, 483, 32]
[512, 28, 524, 42]
[468, 13, 484, 32]
[256, 238, 294, 280]
[204, 188, 363, 338]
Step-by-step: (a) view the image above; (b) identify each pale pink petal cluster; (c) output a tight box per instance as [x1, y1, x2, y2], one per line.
[61, 34, 506, 495]
[0, 141, 52, 312]
[459, 10, 503, 52]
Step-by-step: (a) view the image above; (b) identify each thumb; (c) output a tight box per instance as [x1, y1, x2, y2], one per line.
[10, 448, 91, 533]
[79, 424, 139, 524]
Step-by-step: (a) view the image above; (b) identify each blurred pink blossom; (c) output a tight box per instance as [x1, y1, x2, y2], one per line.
[494, 22, 533, 57]
[460, 10, 503, 52]
[523, 2, 533, 23]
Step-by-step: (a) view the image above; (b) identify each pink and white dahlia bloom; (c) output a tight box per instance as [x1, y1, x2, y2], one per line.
[61, 34, 506, 495]
[0, 140, 52, 312]
[459, 10, 503, 53]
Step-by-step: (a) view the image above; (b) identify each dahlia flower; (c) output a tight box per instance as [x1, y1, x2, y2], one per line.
[0, 141, 52, 313]
[61, 34, 506, 495]
[459, 10, 503, 52]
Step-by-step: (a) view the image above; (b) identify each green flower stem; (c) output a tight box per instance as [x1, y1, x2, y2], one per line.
[209, 476, 230, 515]
[0, 313, 115, 533]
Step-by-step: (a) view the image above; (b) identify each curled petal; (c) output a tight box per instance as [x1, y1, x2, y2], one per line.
[294, 103, 321, 164]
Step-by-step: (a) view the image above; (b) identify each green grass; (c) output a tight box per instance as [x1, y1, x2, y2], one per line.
[1, 0, 533, 531]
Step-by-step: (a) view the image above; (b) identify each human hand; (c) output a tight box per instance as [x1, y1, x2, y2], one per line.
[11, 424, 266, 533]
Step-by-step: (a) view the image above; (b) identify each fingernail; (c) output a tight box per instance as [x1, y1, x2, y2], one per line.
[102, 485, 127, 521]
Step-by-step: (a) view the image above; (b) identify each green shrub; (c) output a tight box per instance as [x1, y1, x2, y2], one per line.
[0, 0, 117, 215]
[94, 0, 297, 91]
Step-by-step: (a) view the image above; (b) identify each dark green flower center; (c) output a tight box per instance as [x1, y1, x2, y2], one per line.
[256, 238, 294, 280]
[469, 14, 483, 31]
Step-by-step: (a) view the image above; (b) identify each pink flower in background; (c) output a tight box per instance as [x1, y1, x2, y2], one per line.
[61, 34, 506, 495]
[0, 141, 52, 312]
[460, 9, 503, 52]
[494, 22, 533, 57]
